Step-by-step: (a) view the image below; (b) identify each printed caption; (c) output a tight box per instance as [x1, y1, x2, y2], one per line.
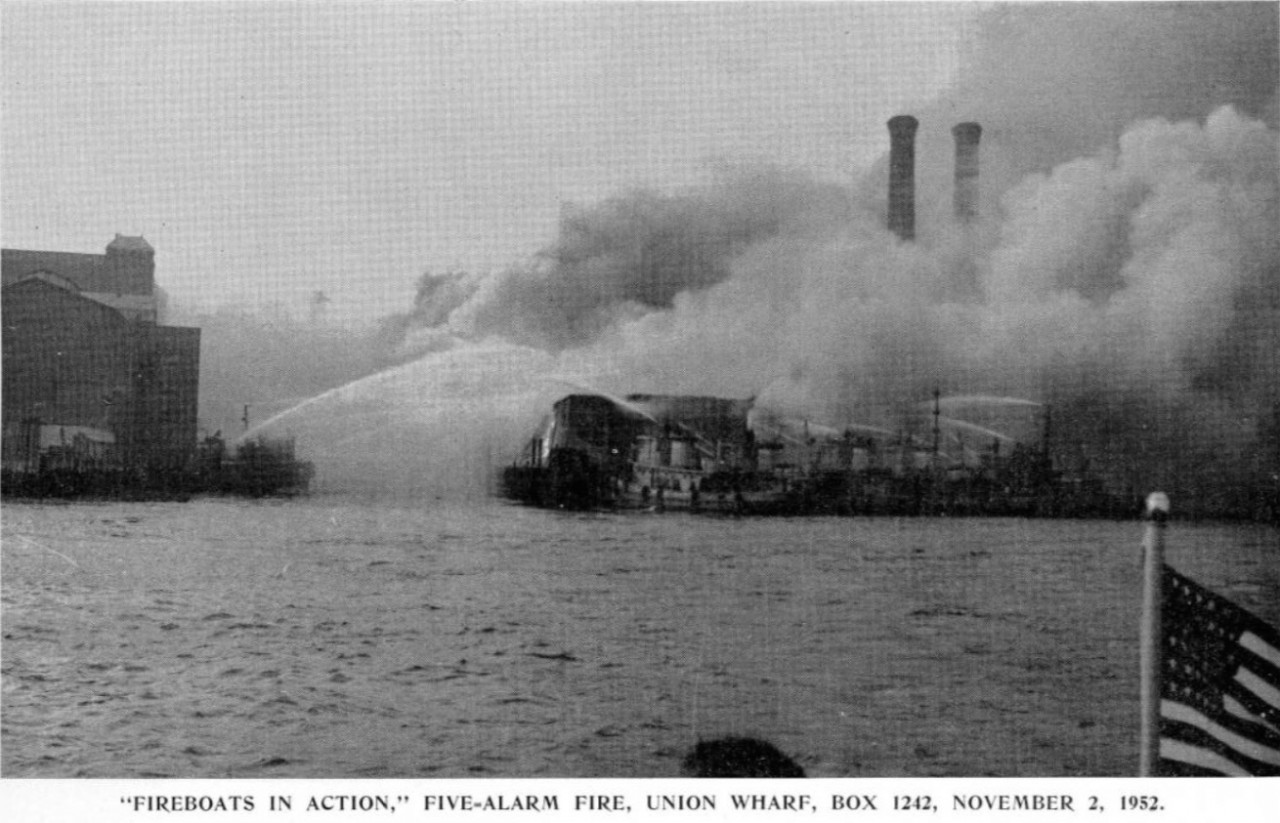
[118, 791, 1171, 816]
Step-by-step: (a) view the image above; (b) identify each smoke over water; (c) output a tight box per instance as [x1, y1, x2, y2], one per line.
[383, 165, 851, 355]
[272, 4, 1278, 514]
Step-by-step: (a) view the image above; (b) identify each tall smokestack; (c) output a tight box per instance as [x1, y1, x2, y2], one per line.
[886, 115, 918, 241]
[952, 122, 982, 222]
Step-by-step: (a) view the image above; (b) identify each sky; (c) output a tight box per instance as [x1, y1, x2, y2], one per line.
[2, 1, 977, 324]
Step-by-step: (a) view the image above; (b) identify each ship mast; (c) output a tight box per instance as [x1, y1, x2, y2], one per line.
[932, 387, 941, 466]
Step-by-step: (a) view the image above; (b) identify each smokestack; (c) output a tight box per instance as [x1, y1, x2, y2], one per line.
[952, 122, 983, 221]
[886, 115, 919, 241]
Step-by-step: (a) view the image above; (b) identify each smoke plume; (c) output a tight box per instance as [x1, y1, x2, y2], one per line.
[385, 165, 850, 354]
[311, 3, 1278, 515]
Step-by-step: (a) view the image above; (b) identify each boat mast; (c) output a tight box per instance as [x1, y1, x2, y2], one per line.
[932, 387, 941, 466]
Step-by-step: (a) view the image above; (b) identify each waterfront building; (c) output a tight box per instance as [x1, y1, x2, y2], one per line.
[2, 236, 200, 479]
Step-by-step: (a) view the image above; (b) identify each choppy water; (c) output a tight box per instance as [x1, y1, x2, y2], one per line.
[2, 496, 1276, 778]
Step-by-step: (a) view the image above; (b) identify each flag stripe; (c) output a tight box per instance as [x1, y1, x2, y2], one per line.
[1236, 667, 1280, 717]
[1159, 738, 1251, 777]
[1237, 640, 1280, 698]
[1220, 680, 1280, 747]
[1242, 632, 1280, 670]
[1230, 630, 1280, 732]
[1225, 695, 1280, 736]
[1161, 718, 1279, 776]
[1162, 700, 1280, 768]
[1158, 564, 1280, 777]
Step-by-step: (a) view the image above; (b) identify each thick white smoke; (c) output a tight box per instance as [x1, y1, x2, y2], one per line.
[285, 4, 1277, 515]
[605, 105, 1278, 511]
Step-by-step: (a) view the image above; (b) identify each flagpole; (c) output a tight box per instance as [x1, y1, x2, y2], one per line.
[1139, 491, 1169, 777]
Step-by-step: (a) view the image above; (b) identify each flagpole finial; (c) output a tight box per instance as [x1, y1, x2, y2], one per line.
[1145, 492, 1170, 522]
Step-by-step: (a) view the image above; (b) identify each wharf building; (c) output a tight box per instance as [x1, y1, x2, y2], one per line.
[2, 236, 200, 482]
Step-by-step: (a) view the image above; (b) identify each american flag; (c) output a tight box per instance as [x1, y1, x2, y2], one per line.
[1158, 564, 1280, 776]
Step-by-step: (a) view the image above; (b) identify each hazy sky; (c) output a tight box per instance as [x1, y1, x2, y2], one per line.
[2, 2, 978, 324]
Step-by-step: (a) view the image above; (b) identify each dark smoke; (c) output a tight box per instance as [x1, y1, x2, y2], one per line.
[384, 165, 850, 353]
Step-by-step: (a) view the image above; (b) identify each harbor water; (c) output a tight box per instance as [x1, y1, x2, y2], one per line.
[3, 496, 1276, 778]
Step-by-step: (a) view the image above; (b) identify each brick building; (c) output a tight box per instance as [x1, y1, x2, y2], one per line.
[2, 236, 200, 478]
